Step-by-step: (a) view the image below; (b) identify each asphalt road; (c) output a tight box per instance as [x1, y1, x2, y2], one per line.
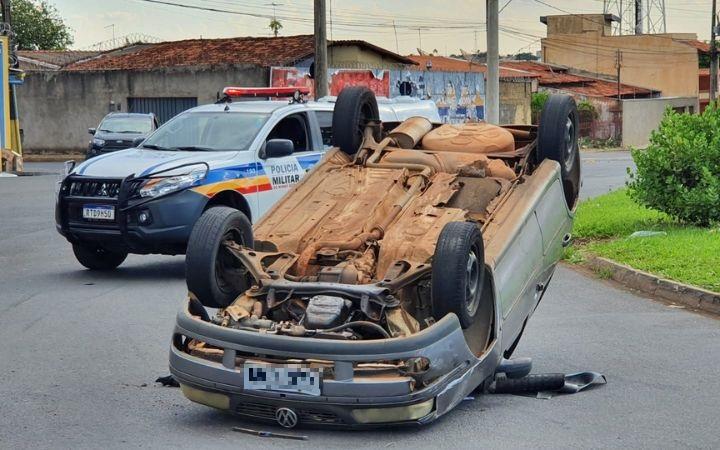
[1, 153, 717, 449]
[579, 150, 635, 200]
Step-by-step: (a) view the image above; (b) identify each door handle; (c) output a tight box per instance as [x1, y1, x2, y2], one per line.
[562, 233, 572, 248]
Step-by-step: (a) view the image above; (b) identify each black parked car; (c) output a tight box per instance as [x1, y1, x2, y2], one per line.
[87, 113, 158, 159]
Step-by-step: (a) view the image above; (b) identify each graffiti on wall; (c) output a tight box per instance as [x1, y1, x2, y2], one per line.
[270, 67, 486, 124]
[270, 67, 390, 99]
[390, 71, 486, 123]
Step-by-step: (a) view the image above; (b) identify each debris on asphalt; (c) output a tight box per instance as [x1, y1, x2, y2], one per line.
[232, 426, 308, 441]
[489, 371, 607, 398]
[155, 375, 179, 387]
[629, 231, 667, 238]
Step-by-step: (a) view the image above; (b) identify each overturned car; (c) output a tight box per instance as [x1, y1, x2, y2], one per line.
[169, 87, 580, 428]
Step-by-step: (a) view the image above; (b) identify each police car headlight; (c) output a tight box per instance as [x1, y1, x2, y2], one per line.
[92, 138, 105, 147]
[139, 167, 207, 198]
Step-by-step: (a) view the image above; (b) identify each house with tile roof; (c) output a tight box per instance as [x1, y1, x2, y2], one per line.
[18, 35, 417, 154]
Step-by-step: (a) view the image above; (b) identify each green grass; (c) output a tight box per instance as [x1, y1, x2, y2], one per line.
[573, 189, 673, 240]
[571, 189, 720, 292]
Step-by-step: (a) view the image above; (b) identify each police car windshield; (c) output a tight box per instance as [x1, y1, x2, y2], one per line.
[141, 111, 269, 152]
[99, 116, 153, 134]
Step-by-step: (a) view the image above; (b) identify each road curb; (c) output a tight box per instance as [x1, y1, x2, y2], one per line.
[585, 256, 720, 315]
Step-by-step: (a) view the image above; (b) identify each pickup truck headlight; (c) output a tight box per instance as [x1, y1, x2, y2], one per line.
[92, 138, 106, 147]
[139, 167, 207, 198]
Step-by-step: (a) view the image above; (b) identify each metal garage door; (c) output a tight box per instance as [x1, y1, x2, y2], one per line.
[127, 97, 198, 124]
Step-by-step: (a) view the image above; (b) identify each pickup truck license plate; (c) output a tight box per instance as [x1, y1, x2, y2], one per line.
[82, 204, 115, 220]
[243, 363, 321, 396]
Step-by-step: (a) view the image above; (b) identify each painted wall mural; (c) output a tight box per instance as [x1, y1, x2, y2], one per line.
[270, 67, 390, 99]
[390, 71, 486, 123]
[270, 67, 486, 124]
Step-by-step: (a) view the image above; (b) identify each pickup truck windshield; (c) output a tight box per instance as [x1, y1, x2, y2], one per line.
[99, 116, 153, 134]
[142, 111, 269, 152]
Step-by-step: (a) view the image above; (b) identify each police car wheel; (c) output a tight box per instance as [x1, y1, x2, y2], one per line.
[72, 243, 128, 271]
[186, 206, 253, 308]
[332, 86, 381, 155]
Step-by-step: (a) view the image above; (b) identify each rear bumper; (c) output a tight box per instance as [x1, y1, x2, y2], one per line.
[169, 300, 502, 428]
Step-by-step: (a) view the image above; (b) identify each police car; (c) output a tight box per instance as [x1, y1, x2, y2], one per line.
[56, 87, 440, 274]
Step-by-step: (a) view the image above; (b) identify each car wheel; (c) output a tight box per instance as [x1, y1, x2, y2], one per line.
[185, 206, 253, 308]
[332, 86, 381, 155]
[537, 94, 581, 209]
[72, 243, 127, 270]
[431, 222, 485, 329]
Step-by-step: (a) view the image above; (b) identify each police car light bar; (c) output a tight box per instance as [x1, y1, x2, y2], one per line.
[222, 87, 311, 98]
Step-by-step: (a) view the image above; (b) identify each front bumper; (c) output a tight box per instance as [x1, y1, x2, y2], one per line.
[56, 180, 206, 254]
[170, 300, 502, 428]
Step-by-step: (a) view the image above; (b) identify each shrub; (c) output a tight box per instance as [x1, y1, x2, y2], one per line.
[628, 104, 720, 226]
[577, 100, 599, 119]
[531, 91, 550, 115]
[531, 91, 550, 124]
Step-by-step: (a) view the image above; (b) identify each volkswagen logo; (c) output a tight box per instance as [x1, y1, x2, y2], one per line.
[275, 407, 298, 428]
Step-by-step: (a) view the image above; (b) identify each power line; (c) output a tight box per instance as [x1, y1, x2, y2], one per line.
[133, 0, 486, 31]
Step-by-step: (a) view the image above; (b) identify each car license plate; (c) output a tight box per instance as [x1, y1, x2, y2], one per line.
[82, 204, 115, 220]
[243, 363, 321, 396]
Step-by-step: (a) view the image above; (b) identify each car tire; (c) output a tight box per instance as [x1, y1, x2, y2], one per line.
[72, 244, 127, 270]
[185, 206, 253, 308]
[537, 94, 581, 209]
[431, 222, 485, 329]
[332, 86, 381, 155]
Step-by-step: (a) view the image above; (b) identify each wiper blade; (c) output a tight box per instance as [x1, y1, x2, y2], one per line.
[119, 130, 143, 134]
[175, 145, 215, 152]
[141, 144, 170, 150]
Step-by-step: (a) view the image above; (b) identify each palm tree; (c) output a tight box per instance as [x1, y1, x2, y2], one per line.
[269, 19, 283, 37]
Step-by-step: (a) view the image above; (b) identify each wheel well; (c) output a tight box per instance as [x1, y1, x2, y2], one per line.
[204, 190, 252, 221]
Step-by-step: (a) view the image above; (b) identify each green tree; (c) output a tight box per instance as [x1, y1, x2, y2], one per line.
[12, 0, 73, 50]
[268, 18, 282, 37]
[514, 52, 538, 61]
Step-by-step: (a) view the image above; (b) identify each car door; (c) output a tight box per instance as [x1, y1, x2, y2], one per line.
[256, 111, 324, 219]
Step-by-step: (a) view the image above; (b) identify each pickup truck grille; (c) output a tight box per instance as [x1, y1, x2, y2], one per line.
[69, 179, 121, 198]
[102, 140, 134, 151]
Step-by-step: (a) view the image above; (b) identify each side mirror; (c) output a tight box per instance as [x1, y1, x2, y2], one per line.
[263, 139, 294, 159]
[132, 137, 145, 147]
[88, 127, 96, 135]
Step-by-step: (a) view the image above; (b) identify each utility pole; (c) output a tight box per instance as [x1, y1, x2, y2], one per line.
[486, 0, 499, 124]
[1, 0, 10, 28]
[711, 0, 718, 102]
[616, 49, 623, 100]
[314, 0, 328, 99]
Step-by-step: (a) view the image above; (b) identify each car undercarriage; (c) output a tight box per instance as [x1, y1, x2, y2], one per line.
[171, 87, 580, 427]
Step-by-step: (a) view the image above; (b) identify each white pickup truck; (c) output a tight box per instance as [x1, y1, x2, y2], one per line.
[56, 87, 440, 272]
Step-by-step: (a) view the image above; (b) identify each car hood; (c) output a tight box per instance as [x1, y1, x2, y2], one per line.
[73, 148, 241, 178]
[94, 131, 147, 141]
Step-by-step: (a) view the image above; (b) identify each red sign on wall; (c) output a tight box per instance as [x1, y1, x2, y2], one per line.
[270, 67, 390, 98]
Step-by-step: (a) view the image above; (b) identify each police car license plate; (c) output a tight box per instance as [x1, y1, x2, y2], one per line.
[82, 204, 115, 220]
[243, 363, 321, 396]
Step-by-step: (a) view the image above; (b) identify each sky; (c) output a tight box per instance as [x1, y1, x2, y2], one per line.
[52, 0, 712, 55]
